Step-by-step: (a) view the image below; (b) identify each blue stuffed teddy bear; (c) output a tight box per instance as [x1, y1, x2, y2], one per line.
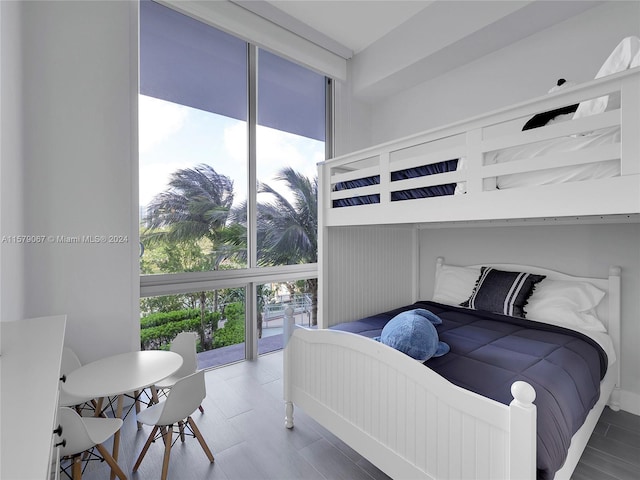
[375, 308, 450, 361]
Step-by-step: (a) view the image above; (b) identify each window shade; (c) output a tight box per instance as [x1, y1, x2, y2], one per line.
[140, 0, 248, 122]
[141, 1, 326, 141]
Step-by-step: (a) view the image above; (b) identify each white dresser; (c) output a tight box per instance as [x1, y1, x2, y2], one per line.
[1, 315, 67, 480]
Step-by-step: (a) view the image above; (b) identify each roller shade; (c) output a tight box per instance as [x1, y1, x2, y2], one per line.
[258, 49, 325, 142]
[140, 0, 247, 122]
[140, 0, 326, 141]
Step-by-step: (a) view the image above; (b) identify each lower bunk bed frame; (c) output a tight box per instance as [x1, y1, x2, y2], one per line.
[283, 260, 621, 480]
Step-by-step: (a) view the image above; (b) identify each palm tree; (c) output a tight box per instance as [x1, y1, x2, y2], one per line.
[227, 167, 319, 325]
[143, 164, 239, 349]
[144, 164, 235, 245]
[258, 167, 319, 325]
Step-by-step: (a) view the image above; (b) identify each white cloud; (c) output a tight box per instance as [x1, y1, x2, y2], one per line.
[222, 123, 323, 204]
[223, 122, 248, 165]
[139, 161, 182, 208]
[223, 122, 323, 181]
[256, 126, 322, 181]
[139, 95, 188, 154]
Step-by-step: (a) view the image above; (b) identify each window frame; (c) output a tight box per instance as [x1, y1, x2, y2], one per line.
[139, 18, 333, 361]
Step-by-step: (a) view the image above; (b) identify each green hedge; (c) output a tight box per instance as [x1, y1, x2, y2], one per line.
[212, 302, 245, 348]
[213, 319, 245, 348]
[140, 303, 244, 351]
[140, 318, 201, 349]
[141, 309, 201, 329]
[140, 308, 220, 350]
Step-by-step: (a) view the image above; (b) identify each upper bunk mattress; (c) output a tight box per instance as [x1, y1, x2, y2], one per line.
[330, 126, 620, 207]
[486, 126, 620, 190]
[331, 300, 608, 480]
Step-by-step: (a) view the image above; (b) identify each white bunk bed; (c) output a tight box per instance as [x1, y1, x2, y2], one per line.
[282, 65, 637, 480]
[283, 259, 621, 480]
[321, 67, 640, 227]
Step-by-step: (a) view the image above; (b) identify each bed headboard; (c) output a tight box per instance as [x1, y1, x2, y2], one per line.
[434, 257, 621, 387]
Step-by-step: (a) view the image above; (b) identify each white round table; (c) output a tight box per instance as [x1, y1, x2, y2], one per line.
[63, 350, 183, 399]
[62, 350, 183, 480]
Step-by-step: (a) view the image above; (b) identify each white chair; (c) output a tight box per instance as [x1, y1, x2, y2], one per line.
[59, 347, 100, 412]
[134, 370, 214, 480]
[57, 407, 127, 480]
[151, 332, 204, 413]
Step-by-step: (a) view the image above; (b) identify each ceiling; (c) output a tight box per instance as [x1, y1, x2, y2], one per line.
[239, 0, 603, 58]
[233, 0, 605, 100]
[266, 0, 434, 55]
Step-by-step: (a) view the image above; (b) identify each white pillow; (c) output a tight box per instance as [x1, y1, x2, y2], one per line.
[573, 36, 640, 120]
[525, 279, 606, 332]
[432, 264, 480, 306]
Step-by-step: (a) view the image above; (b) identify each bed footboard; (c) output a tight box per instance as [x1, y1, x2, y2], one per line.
[283, 310, 536, 480]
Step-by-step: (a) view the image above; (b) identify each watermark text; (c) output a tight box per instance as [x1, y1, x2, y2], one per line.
[1, 235, 129, 244]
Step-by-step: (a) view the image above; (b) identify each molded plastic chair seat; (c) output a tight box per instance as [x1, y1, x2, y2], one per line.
[152, 332, 204, 413]
[59, 347, 99, 409]
[57, 407, 126, 480]
[134, 370, 214, 480]
[154, 332, 198, 389]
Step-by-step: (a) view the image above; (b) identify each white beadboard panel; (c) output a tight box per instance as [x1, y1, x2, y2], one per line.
[287, 329, 519, 479]
[324, 225, 417, 326]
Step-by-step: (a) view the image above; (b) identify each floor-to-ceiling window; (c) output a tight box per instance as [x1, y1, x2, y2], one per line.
[138, 1, 328, 366]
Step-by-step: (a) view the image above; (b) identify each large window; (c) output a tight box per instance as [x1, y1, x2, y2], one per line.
[139, 0, 248, 273]
[139, 1, 328, 365]
[256, 50, 325, 268]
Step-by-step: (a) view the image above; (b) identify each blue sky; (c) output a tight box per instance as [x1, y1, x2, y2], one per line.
[139, 95, 324, 210]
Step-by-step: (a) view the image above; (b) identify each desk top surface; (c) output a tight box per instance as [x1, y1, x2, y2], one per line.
[62, 350, 183, 398]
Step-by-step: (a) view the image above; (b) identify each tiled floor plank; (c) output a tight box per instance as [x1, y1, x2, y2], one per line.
[75, 351, 639, 480]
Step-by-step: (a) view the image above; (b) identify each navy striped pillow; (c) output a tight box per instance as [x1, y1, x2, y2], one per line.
[461, 267, 546, 318]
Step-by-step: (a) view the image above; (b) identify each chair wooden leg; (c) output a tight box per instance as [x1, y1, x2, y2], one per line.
[95, 443, 128, 480]
[161, 425, 173, 480]
[72, 454, 82, 480]
[151, 385, 160, 404]
[178, 420, 186, 442]
[159, 425, 168, 445]
[90, 399, 107, 418]
[110, 394, 124, 480]
[133, 425, 158, 472]
[94, 397, 105, 417]
[198, 404, 205, 413]
[187, 416, 215, 463]
[135, 390, 142, 430]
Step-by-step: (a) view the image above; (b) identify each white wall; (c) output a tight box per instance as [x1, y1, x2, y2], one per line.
[333, 73, 373, 156]
[8, 0, 139, 362]
[0, 1, 25, 324]
[368, 0, 640, 144]
[417, 223, 640, 414]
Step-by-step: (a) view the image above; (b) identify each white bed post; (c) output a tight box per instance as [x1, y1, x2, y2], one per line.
[465, 128, 486, 194]
[509, 381, 537, 480]
[620, 73, 640, 176]
[607, 265, 622, 411]
[283, 306, 295, 428]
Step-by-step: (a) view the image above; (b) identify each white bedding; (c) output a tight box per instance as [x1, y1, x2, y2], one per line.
[468, 37, 639, 193]
[432, 263, 617, 366]
[453, 126, 620, 194]
[487, 126, 620, 190]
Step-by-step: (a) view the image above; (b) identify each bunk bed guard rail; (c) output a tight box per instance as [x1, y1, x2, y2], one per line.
[320, 68, 640, 227]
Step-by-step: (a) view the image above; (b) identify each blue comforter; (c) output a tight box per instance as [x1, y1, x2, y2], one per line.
[331, 301, 607, 480]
